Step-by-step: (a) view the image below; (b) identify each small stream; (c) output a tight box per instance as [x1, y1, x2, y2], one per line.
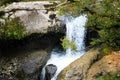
[42, 15, 87, 80]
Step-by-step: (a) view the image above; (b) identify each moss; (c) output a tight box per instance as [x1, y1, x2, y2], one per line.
[96, 71, 120, 80]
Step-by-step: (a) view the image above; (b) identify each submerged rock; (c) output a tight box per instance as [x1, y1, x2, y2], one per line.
[45, 64, 57, 80]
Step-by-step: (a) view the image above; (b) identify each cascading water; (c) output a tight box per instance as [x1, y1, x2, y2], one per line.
[42, 15, 87, 80]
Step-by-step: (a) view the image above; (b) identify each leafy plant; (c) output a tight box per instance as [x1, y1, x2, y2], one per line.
[0, 18, 26, 40]
[61, 37, 77, 51]
[59, 0, 120, 50]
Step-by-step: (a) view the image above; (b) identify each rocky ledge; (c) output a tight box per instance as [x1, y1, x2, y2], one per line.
[1, 1, 65, 35]
[0, 31, 64, 80]
[0, 1, 66, 80]
[57, 48, 120, 80]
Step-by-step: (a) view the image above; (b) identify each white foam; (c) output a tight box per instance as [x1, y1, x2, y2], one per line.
[42, 15, 87, 80]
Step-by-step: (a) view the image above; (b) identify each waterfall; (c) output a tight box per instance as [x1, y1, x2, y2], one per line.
[65, 15, 87, 55]
[42, 15, 87, 80]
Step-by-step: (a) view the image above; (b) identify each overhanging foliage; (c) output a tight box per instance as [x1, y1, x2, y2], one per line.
[59, 0, 120, 50]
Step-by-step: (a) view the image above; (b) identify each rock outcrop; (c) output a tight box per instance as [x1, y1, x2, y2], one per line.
[57, 48, 120, 80]
[0, 50, 49, 80]
[85, 52, 120, 80]
[0, 31, 63, 80]
[0, 1, 65, 80]
[57, 48, 100, 80]
[2, 1, 65, 35]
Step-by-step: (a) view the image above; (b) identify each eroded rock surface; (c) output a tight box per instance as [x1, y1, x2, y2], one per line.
[3, 1, 64, 34]
[0, 31, 64, 80]
[0, 50, 49, 80]
[57, 48, 100, 80]
[85, 52, 120, 80]
[57, 49, 120, 80]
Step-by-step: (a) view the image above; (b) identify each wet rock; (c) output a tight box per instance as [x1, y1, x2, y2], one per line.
[57, 48, 120, 80]
[45, 64, 57, 80]
[57, 48, 100, 80]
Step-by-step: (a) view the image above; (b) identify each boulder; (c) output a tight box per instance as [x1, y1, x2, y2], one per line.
[45, 64, 57, 80]
[3, 1, 65, 35]
[57, 48, 100, 80]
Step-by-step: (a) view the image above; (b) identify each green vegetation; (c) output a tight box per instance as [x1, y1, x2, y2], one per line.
[59, 0, 120, 50]
[0, 18, 26, 40]
[96, 71, 120, 80]
[0, 0, 120, 50]
[0, 0, 60, 40]
[61, 37, 77, 51]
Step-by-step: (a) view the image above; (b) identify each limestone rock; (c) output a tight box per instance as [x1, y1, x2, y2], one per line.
[3, 1, 64, 34]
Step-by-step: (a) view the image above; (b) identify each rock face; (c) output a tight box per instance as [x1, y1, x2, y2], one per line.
[0, 31, 63, 80]
[3, 1, 64, 34]
[0, 50, 49, 80]
[85, 52, 120, 80]
[57, 49, 120, 80]
[45, 64, 57, 80]
[57, 48, 100, 80]
[0, 1, 65, 80]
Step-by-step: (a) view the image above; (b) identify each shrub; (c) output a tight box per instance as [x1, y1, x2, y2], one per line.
[58, 0, 120, 50]
[61, 37, 77, 51]
[0, 18, 26, 40]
